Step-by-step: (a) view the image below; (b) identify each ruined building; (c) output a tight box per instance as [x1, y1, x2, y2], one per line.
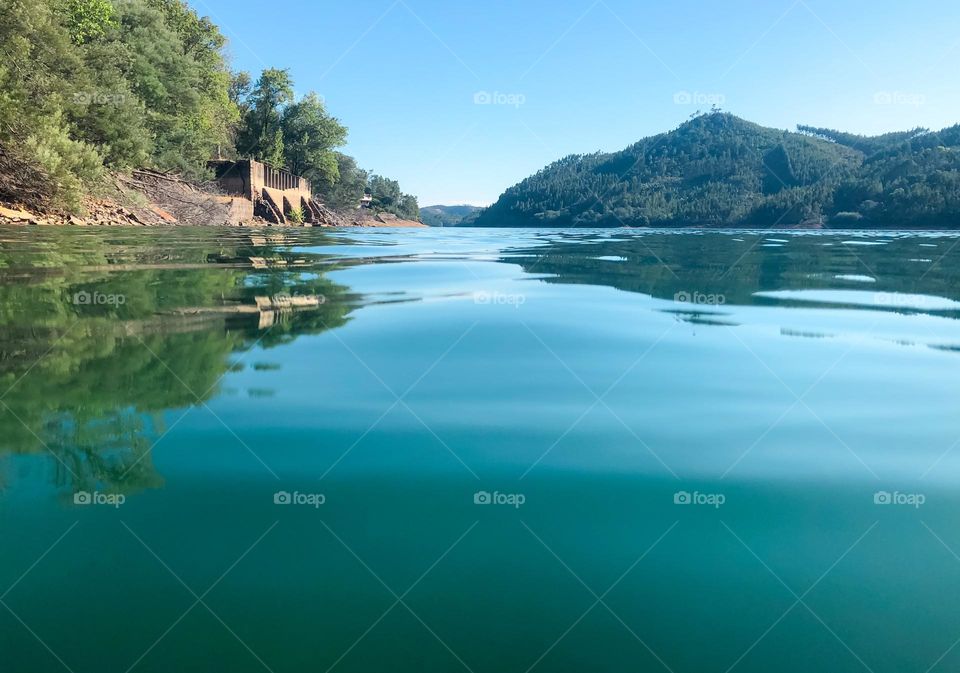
[208, 159, 332, 225]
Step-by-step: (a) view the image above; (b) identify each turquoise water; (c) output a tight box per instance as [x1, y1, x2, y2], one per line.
[2, 226, 960, 672]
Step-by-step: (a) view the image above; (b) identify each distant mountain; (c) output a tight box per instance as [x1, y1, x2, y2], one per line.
[475, 113, 960, 228]
[420, 204, 483, 227]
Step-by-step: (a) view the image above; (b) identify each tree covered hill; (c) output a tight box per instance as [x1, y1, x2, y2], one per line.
[0, 0, 418, 220]
[420, 205, 482, 227]
[474, 113, 960, 228]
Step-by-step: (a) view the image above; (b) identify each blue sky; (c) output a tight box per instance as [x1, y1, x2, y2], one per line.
[191, 0, 960, 206]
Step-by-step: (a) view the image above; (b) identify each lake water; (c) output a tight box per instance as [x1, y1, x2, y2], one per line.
[2, 226, 960, 673]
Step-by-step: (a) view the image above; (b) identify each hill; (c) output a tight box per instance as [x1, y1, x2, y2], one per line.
[474, 113, 960, 228]
[420, 205, 482, 227]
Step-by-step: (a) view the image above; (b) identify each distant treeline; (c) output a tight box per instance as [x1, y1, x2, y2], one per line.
[474, 113, 960, 228]
[0, 0, 418, 219]
[419, 204, 482, 227]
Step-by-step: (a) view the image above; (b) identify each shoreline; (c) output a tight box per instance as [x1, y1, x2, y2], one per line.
[0, 174, 428, 228]
[0, 206, 426, 228]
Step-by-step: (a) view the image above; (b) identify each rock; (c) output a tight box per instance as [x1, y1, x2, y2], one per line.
[69, 215, 88, 226]
[0, 206, 37, 223]
[151, 206, 177, 223]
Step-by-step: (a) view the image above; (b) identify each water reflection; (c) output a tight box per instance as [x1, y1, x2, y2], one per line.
[2, 227, 960, 498]
[3, 227, 960, 673]
[505, 231, 960, 314]
[0, 229, 360, 494]
[506, 231, 960, 350]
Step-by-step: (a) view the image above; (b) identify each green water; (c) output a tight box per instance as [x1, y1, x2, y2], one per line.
[2, 226, 960, 673]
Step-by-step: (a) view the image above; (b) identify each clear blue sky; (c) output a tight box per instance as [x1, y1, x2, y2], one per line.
[191, 0, 960, 206]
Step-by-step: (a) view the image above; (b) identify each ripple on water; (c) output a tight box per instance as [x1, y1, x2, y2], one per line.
[834, 274, 877, 283]
[755, 289, 960, 311]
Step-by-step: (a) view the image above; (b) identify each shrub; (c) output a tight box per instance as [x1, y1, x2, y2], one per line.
[287, 206, 304, 224]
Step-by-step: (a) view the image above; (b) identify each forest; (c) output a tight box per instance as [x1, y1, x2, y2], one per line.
[0, 0, 419, 219]
[474, 113, 960, 228]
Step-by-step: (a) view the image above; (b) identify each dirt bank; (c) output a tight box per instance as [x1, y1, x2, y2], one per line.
[353, 212, 428, 228]
[0, 170, 424, 228]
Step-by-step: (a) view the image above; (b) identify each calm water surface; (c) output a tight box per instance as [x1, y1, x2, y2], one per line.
[2, 226, 960, 672]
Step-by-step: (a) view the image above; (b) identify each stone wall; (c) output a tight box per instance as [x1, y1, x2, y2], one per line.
[208, 159, 313, 224]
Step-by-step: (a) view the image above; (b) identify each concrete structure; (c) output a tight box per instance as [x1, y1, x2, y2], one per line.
[208, 159, 325, 225]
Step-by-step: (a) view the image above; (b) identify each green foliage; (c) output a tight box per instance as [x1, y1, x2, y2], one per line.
[229, 71, 252, 121]
[0, 0, 420, 216]
[310, 152, 419, 219]
[67, 0, 116, 44]
[797, 125, 928, 155]
[108, 0, 237, 174]
[0, 0, 107, 208]
[24, 111, 105, 210]
[366, 174, 420, 220]
[315, 153, 368, 210]
[236, 68, 294, 165]
[825, 126, 960, 227]
[229, 69, 419, 217]
[476, 113, 960, 229]
[282, 93, 346, 185]
[0, 0, 238, 208]
[420, 205, 482, 227]
[287, 206, 304, 224]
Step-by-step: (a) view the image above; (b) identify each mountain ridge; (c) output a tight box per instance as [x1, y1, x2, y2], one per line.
[473, 113, 960, 228]
[420, 204, 482, 227]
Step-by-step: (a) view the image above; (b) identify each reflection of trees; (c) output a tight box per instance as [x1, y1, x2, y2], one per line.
[510, 234, 960, 308]
[0, 230, 358, 496]
[43, 410, 164, 498]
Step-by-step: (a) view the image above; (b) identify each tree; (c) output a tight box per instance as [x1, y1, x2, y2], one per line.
[0, 0, 426, 218]
[0, 0, 106, 208]
[229, 71, 251, 110]
[316, 153, 368, 209]
[397, 193, 420, 220]
[367, 174, 419, 220]
[110, 0, 237, 173]
[281, 93, 346, 184]
[66, 0, 116, 44]
[237, 68, 293, 164]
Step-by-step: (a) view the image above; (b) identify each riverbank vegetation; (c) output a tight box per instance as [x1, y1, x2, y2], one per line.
[0, 0, 418, 219]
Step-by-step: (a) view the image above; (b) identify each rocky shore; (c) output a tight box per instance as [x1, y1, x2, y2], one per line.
[0, 170, 426, 228]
